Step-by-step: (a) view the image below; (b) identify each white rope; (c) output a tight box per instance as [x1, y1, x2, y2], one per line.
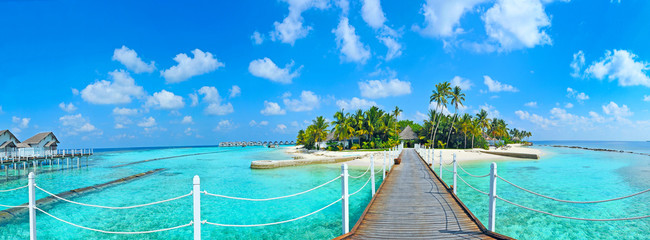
[457, 164, 490, 178]
[0, 185, 28, 192]
[0, 203, 27, 208]
[441, 165, 454, 173]
[203, 175, 341, 201]
[457, 175, 489, 195]
[203, 197, 342, 227]
[374, 168, 383, 174]
[496, 196, 650, 221]
[36, 185, 191, 209]
[497, 176, 650, 204]
[349, 164, 371, 179]
[36, 207, 192, 234]
[349, 175, 372, 197]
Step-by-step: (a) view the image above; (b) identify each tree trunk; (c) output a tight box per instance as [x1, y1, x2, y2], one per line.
[471, 134, 475, 148]
[445, 112, 457, 147]
[429, 104, 440, 143]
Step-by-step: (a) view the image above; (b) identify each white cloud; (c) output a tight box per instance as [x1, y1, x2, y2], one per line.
[275, 124, 288, 133]
[260, 120, 269, 126]
[644, 95, 650, 102]
[360, 0, 386, 29]
[336, 97, 378, 110]
[114, 123, 126, 129]
[565, 103, 574, 109]
[336, 0, 350, 15]
[483, 0, 552, 50]
[145, 90, 185, 110]
[602, 101, 633, 119]
[198, 86, 234, 115]
[214, 120, 237, 131]
[251, 31, 264, 45]
[450, 76, 473, 90]
[585, 49, 650, 87]
[229, 85, 241, 98]
[479, 103, 500, 118]
[112, 46, 155, 73]
[137, 117, 157, 128]
[182, 116, 193, 124]
[12, 116, 30, 129]
[189, 93, 199, 107]
[483, 75, 518, 92]
[261, 101, 286, 115]
[524, 101, 537, 107]
[59, 114, 99, 135]
[248, 58, 301, 84]
[270, 0, 329, 45]
[333, 17, 371, 64]
[570, 50, 585, 78]
[283, 91, 320, 112]
[379, 36, 402, 61]
[81, 70, 145, 104]
[515, 110, 554, 128]
[359, 79, 412, 98]
[415, 0, 488, 38]
[112, 107, 138, 116]
[566, 87, 589, 102]
[161, 49, 224, 83]
[59, 102, 77, 113]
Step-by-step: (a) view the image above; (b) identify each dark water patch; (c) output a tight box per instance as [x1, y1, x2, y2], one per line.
[0, 168, 166, 225]
[583, 166, 590, 168]
[520, 166, 540, 171]
[110, 150, 235, 168]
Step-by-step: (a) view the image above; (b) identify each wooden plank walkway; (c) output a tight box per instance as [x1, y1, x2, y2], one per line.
[338, 149, 509, 239]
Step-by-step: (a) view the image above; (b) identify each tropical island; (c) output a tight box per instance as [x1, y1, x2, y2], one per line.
[297, 81, 532, 151]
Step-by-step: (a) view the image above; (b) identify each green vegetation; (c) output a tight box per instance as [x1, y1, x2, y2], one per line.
[298, 81, 532, 150]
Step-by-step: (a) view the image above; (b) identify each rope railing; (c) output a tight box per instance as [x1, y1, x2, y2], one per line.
[0, 185, 28, 192]
[35, 185, 192, 209]
[349, 174, 372, 197]
[36, 207, 193, 234]
[457, 164, 490, 178]
[203, 175, 341, 201]
[496, 196, 650, 221]
[0, 203, 27, 208]
[349, 164, 371, 179]
[203, 197, 342, 227]
[497, 175, 650, 204]
[457, 174, 489, 195]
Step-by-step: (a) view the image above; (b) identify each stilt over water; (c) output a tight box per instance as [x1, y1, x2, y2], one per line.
[337, 149, 509, 239]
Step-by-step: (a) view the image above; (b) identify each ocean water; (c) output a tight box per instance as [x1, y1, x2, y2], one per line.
[0, 146, 382, 239]
[437, 141, 650, 239]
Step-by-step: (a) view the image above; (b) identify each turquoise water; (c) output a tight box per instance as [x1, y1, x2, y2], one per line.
[437, 145, 650, 239]
[0, 146, 382, 239]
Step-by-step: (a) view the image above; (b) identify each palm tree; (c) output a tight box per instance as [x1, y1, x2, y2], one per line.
[392, 106, 402, 137]
[476, 109, 490, 139]
[311, 116, 330, 150]
[429, 82, 451, 147]
[353, 109, 367, 144]
[445, 86, 465, 146]
[364, 106, 382, 142]
[332, 109, 349, 141]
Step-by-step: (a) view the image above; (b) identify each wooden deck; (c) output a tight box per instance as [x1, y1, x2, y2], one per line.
[337, 149, 510, 239]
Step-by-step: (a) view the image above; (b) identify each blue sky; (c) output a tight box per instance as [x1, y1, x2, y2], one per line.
[1, 0, 649, 148]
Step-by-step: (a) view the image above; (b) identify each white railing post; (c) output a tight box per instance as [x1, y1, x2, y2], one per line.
[28, 172, 36, 240]
[453, 153, 457, 195]
[439, 151, 443, 178]
[488, 162, 497, 232]
[193, 175, 201, 240]
[341, 164, 349, 234]
[370, 155, 375, 196]
[382, 151, 386, 180]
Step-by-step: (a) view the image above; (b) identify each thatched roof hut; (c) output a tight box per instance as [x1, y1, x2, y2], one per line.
[399, 126, 418, 140]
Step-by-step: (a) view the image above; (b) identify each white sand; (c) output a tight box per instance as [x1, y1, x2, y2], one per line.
[282, 144, 543, 169]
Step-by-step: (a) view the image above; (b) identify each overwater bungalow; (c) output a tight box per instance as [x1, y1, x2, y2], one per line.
[0, 129, 20, 158]
[18, 132, 60, 157]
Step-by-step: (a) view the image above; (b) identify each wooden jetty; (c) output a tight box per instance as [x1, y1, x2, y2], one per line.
[336, 149, 512, 239]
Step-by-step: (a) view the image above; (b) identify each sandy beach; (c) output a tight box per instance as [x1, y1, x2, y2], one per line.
[278, 144, 544, 169]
